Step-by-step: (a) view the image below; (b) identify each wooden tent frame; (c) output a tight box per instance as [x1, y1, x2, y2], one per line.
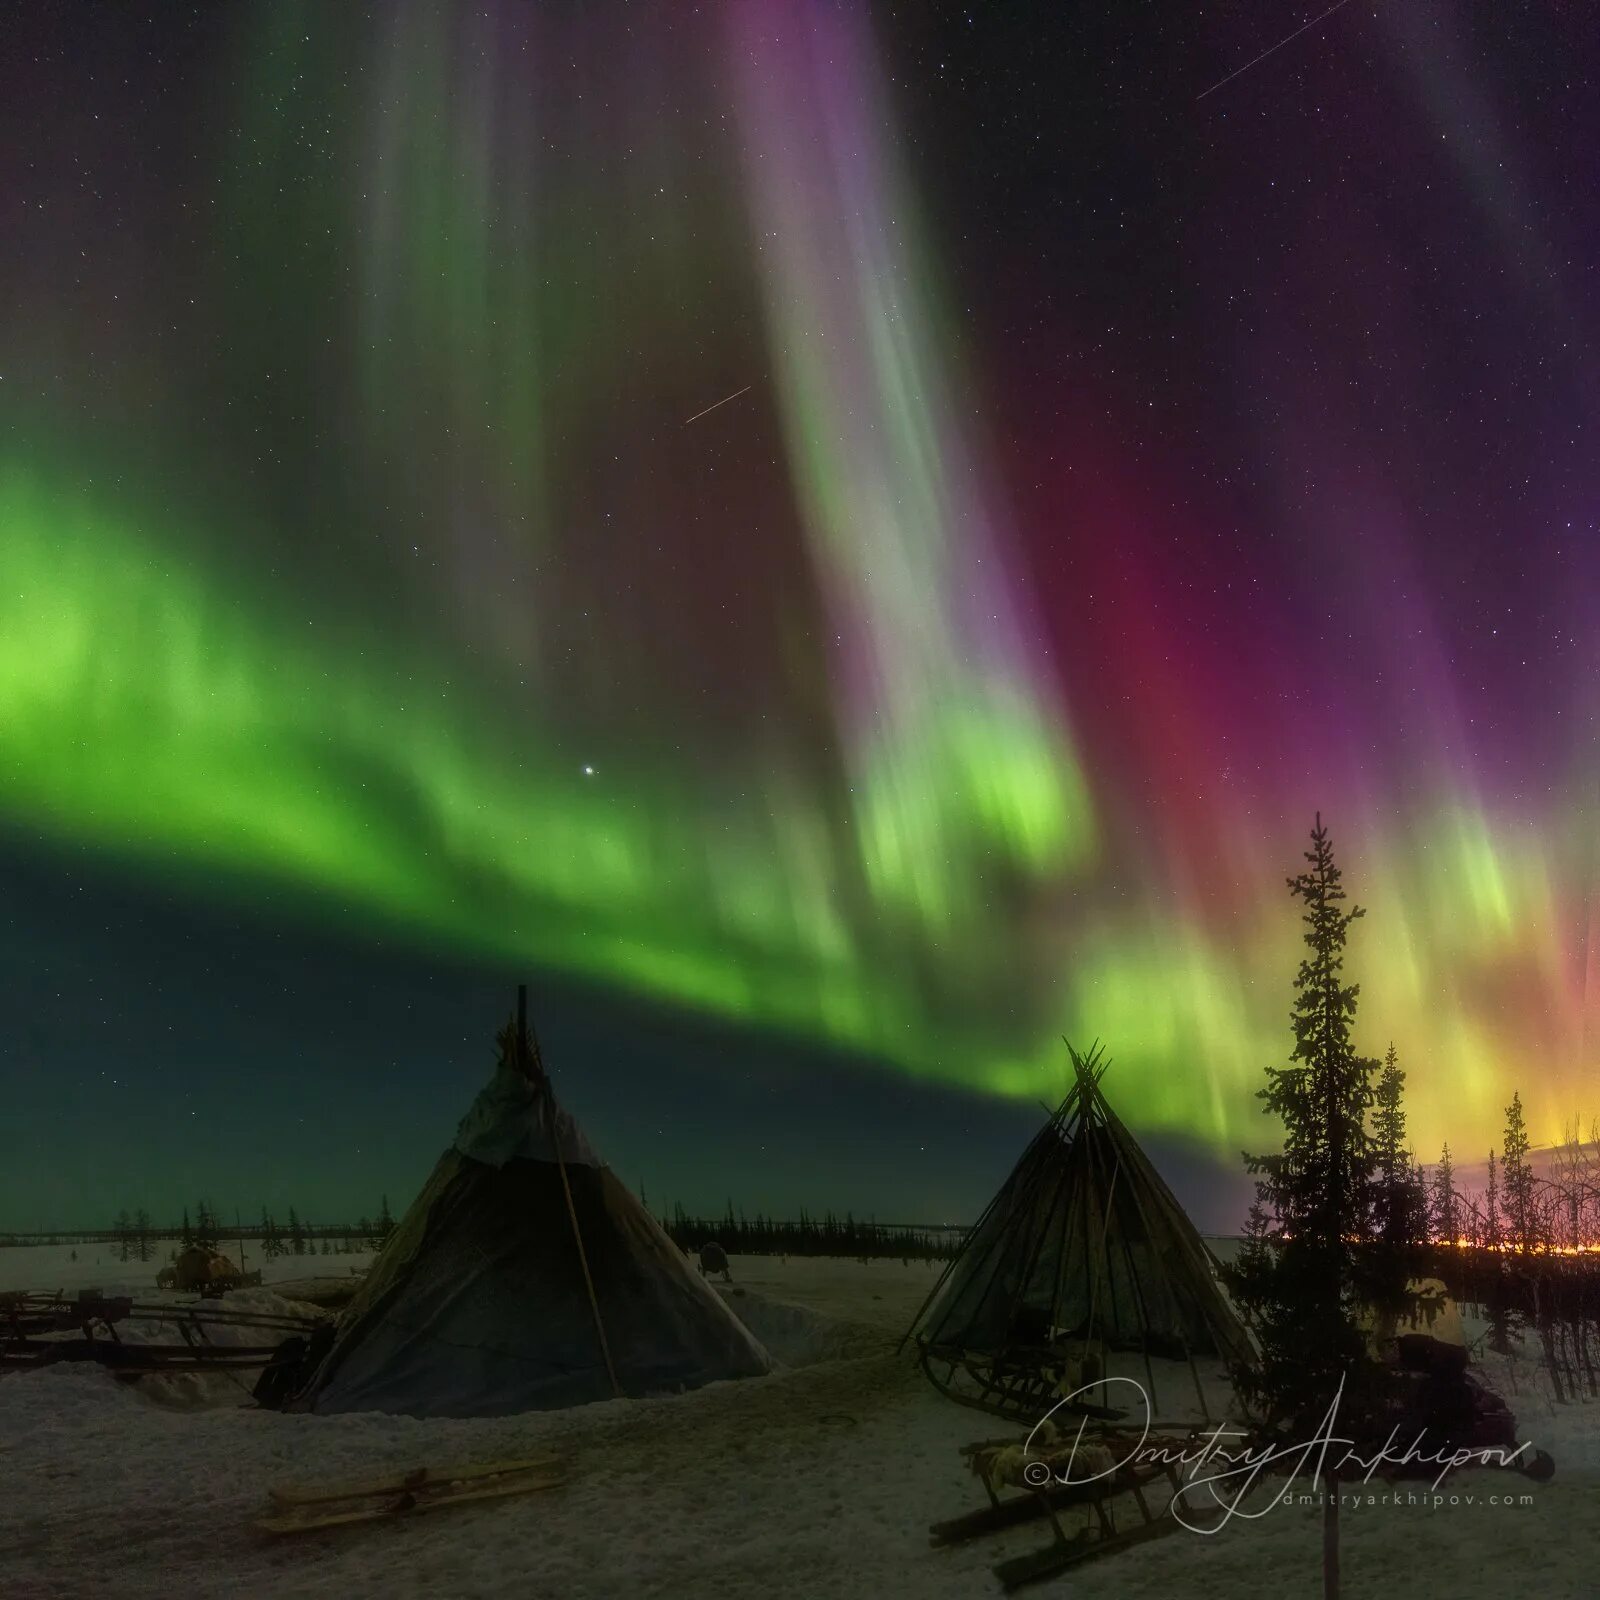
[901, 1040, 1252, 1425]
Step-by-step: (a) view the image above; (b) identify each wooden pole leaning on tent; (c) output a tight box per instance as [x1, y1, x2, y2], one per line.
[517, 984, 622, 1401]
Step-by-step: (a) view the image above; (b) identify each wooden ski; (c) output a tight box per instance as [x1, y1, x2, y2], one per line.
[255, 1469, 564, 1535]
[268, 1455, 558, 1507]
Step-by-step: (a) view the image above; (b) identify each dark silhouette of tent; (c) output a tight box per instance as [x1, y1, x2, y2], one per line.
[903, 1040, 1253, 1423]
[293, 990, 770, 1417]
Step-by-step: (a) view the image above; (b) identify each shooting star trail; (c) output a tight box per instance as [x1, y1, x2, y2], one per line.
[1197, 0, 1360, 102]
[683, 385, 753, 425]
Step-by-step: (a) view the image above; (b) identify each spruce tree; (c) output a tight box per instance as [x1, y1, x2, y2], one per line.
[180, 1207, 193, 1248]
[1501, 1092, 1534, 1251]
[1372, 1046, 1414, 1247]
[1222, 816, 1383, 1600]
[1405, 1153, 1430, 1246]
[1431, 1145, 1459, 1247]
[134, 1209, 153, 1262]
[114, 1209, 133, 1263]
[1483, 1151, 1512, 1353]
[193, 1201, 218, 1253]
[1369, 1048, 1425, 1307]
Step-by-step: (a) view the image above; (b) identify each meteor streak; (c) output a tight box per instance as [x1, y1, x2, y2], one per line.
[683, 385, 753, 425]
[1197, 0, 1360, 102]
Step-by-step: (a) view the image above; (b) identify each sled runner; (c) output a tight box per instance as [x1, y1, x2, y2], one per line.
[932, 1425, 1225, 1592]
[918, 1346, 1128, 1427]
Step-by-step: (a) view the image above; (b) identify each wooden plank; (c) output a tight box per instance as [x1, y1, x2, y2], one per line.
[269, 1456, 558, 1507]
[254, 1471, 564, 1535]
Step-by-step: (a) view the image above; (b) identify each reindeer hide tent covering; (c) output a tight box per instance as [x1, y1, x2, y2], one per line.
[293, 1018, 771, 1418]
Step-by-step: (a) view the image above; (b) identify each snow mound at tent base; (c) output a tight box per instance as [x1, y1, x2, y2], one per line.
[720, 1286, 888, 1365]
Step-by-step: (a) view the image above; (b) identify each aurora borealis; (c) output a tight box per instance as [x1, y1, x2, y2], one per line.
[2, 3, 1597, 1224]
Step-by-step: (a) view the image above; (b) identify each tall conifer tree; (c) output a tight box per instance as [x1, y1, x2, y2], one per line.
[1223, 816, 1384, 1600]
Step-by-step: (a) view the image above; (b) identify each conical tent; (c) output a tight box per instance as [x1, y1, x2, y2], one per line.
[905, 1041, 1253, 1422]
[294, 995, 771, 1417]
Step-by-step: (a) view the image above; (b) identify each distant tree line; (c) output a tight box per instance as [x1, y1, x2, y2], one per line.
[46, 1193, 963, 1265]
[99, 1195, 399, 1261]
[1418, 1108, 1600, 1400]
[657, 1199, 962, 1262]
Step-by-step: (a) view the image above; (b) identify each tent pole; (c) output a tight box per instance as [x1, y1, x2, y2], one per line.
[1077, 1089, 1119, 1388]
[1111, 1173, 1162, 1416]
[904, 1101, 1069, 1357]
[522, 987, 622, 1401]
[1044, 1121, 1076, 1339]
[1076, 1066, 1159, 1412]
[1009, 1096, 1078, 1343]
[1064, 1051, 1099, 1315]
[1106, 1102, 1211, 1421]
[895, 1124, 1039, 1355]
[1101, 1099, 1244, 1408]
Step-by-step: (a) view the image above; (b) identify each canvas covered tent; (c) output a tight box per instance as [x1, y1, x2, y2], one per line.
[293, 991, 771, 1417]
[904, 1041, 1254, 1422]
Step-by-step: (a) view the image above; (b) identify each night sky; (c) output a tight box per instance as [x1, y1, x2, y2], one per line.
[2, 3, 1595, 1232]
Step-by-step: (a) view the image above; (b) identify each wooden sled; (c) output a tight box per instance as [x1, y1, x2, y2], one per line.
[919, 1346, 1126, 1428]
[255, 1458, 565, 1535]
[1, 1338, 285, 1374]
[933, 1429, 1219, 1593]
[1, 1294, 323, 1376]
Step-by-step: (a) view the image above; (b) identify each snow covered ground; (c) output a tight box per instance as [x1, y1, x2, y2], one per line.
[1, 1247, 1595, 1599]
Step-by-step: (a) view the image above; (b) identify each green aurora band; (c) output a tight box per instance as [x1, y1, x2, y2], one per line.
[2, 1, 1594, 1161]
